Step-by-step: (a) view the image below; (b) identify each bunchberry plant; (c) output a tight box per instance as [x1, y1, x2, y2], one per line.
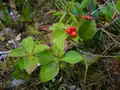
[8, 23, 83, 82]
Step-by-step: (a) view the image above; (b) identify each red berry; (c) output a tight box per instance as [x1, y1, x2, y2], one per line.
[71, 26, 77, 31]
[66, 28, 72, 34]
[71, 31, 77, 38]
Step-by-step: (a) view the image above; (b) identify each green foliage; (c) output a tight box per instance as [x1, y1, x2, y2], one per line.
[74, 2, 81, 14]
[22, 3, 31, 20]
[20, 3, 31, 21]
[13, 60, 29, 79]
[61, 51, 83, 64]
[0, 21, 4, 30]
[21, 37, 34, 54]
[53, 0, 80, 24]
[78, 20, 97, 41]
[16, 59, 27, 70]
[100, 2, 114, 22]
[54, 0, 68, 10]
[69, 12, 78, 23]
[79, 0, 90, 10]
[40, 63, 59, 82]
[8, 47, 27, 57]
[38, 50, 54, 65]
[116, 0, 120, 12]
[53, 11, 66, 16]
[33, 44, 50, 54]
[25, 56, 38, 74]
[50, 22, 67, 57]
[9, 35, 83, 82]
[9, 37, 50, 75]
[59, 12, 67, 22]
[68, 0, 75, 12]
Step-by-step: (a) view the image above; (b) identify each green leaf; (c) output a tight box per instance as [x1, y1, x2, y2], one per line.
[16, 59, 27, 70]
[53, 11, 66, 16]
[50, 22, 65, 31]
[12, 68, 29, 80]
[33, 44, 50, 54]
[74, 2, 82, 13]
[8, 47, 27, 57]
[72, 3, 80, 15]
[116, 0, 120, 12]
[100, 2, 114, 22]
[25, 56, 38, 74]
[52, 32, 67, 57]
[38, 50, 54, 65]
[58, 0, 67, 10]
[72, 35, 79, 42]
[52, 27, 65, 38]
[90, 1, 99, 18]
[40, 63, 59, 82]
[59, 12, 66, 22]
[22, 37, 34, 54]
[80, 0, 90, 10]
[12, 69, 22, 79]
[68, 0, 75, 12]
[78, 20, 97, 41]
[22, 3, 31, 20]
[69, 13, 78, 23]
[50, 22, 67, 57]
[61, 51, 83, 64]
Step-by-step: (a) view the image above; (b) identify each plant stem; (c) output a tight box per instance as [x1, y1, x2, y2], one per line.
[84, 65, 88, 85]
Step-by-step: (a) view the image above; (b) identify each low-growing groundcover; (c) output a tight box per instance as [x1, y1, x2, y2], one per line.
[0, 0, 120, 90]
[8, 25, 84, 82]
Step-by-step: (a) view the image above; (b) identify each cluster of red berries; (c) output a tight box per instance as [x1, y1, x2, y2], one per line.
[66, 26, 77, 38]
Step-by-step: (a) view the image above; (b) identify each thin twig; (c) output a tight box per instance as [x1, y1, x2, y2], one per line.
[92, 0, 110, 15]
[101, 29, 120, 45]
[84, 65, 88, 85]
[85, 75, 109, 88]
[0, 51, 11, 54]
[102, 43, 113, 55]
[109, 32, 120, 38]
[103, 17, 119, 29]
[111, 0, 120, 15]
[79, 50, 117, 58]
[85, 82, 97, 88]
